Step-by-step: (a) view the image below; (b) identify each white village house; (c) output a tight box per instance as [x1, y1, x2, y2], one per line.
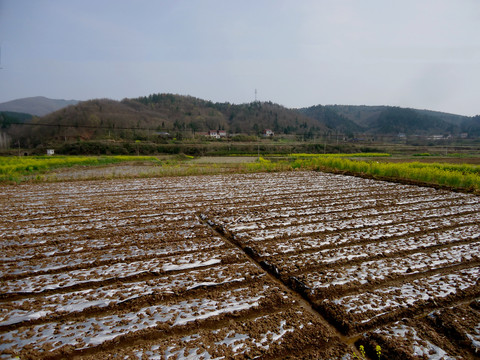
[207, 130, 227, 139]
[263, 129, 274, 137]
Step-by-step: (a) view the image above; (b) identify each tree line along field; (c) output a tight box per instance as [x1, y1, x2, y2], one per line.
[0, 171, 479, 359]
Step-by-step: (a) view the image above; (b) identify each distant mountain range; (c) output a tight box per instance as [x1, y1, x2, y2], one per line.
[0, 96, 79, 116]
[0, 94, 479, 148]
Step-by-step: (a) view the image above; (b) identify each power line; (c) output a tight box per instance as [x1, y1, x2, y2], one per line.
[5, 121, 158, 131]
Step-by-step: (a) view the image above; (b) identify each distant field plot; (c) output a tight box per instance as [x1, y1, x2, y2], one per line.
[1, 171, 479, 359]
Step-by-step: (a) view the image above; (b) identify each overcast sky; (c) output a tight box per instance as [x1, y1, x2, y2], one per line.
[0, 0, 479, 115]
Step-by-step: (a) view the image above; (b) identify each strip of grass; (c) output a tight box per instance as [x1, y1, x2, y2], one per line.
[2, 154, 479, 194]
[0, 156, 159, 183]
[288, 156, 480, 193]
[289, 153, 391, 158]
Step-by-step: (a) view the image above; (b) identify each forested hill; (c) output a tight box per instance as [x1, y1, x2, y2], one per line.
[3, 93, 480, 147]
[298, 105, 363, 134]
[321, 105, 479, 136]
[131, 94, 329, 135]
[0, 96, 78, 116]
[11, 95, 330, 147]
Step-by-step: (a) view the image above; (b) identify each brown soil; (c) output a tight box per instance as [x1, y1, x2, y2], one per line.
[1, 171, 479, 359]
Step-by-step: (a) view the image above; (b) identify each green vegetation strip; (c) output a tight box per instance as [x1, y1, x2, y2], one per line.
[289, 153, 391, 158]
[287, 156, 480, 193]
[1, 154, 479, 193]
[0, 156, 159, 182]
[240, 156, 480, 192]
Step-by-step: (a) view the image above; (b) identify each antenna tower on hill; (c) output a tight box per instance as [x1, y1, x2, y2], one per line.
[255, 88, 257, 102]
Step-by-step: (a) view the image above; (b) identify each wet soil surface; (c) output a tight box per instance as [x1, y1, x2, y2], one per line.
[1, 171, 479, 359]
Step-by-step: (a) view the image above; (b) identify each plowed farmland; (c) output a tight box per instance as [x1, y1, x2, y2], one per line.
[1, 171, 479, 359]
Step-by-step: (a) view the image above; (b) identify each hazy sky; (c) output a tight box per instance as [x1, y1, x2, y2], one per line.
[1, 0, 479, 115]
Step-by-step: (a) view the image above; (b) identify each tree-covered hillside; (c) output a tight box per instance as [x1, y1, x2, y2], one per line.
[10, 94, 328, 147]
[0, 111, 33, 128]
[298, 105, 364, 135]
[322, 105, 465, 135]
[367, 107, 459, 135]
[460, 115, 480, 136]
[133, 94, 326, 136]
[2, 93, 479, 149]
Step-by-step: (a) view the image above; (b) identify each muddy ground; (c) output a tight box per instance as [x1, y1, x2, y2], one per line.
[1, 171, 479, 359]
